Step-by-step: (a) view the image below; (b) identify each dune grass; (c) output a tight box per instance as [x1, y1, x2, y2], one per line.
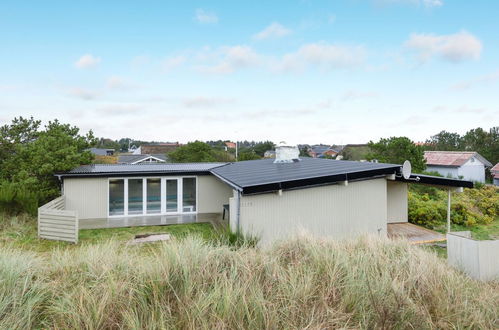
[1, 234, 498, 329]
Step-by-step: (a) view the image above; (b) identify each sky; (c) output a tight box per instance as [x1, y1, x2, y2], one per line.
[0, 0, 498, 145]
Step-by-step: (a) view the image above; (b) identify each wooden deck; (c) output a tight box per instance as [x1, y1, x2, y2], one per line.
[79, 213, 224, 230]
[387, 222, 445, 244]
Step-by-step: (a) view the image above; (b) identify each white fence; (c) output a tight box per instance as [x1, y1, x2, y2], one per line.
[447, 231, 499, 281]
[38, 196, 79, 243]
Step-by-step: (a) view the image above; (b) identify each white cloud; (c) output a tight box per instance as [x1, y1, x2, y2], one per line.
[183, 96, 235, 108]
[253, 22, 291, 40]
[451, 70, 499, 91]
[106, 76, 134, 90]
[67, 87, 99, 100]
[98, 103, 144, 115]
[195, 9, 218, 24]
[405, 31, 482, 63]
[162, 55, 186, 72]
[278, 43, 366, 72]
[74, 54, 101, 69]
[196, 45, 260, 74]
[341, 90, 378, 101]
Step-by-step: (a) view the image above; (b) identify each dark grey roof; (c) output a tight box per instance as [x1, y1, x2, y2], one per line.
[211, 158, 401, 194]
[60, 163, 227, 177]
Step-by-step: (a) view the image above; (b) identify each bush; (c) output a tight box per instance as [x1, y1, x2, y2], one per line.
[0, 181, 40, 216]
[408, 186, 499, 228]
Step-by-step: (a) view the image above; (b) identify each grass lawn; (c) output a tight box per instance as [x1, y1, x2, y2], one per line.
[0, 213, 217, 252]
[433, 218, 499, 240]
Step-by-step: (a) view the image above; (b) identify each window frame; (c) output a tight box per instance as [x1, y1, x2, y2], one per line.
[107, 176, 198, 218]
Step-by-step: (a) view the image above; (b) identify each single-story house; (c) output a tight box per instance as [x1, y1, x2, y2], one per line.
[424, 151, 492, 183]
[491, 163, 499, 186]
[48, 146, 472, 244]
[89, 148, 115, 156]
[118, 154, 168, 164]
[308, 145, 338, 158]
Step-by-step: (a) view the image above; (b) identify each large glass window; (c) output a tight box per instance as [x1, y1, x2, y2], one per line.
[182, 178, 196, 212]
[109, 179, 125, 216]
[166, 179, 178, 212]
[146, 178, 161, 214]
[128, 179, 143, 215]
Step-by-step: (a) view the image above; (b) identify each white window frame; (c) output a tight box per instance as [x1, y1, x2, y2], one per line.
[107, 176, 198, 218]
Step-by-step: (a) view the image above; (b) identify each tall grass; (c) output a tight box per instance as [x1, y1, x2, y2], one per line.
[0, 236, 497, 329]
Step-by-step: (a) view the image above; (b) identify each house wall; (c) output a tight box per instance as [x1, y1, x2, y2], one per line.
[64, 177, 108, 220]
[233, 178, 388, 245]
[425, 165, 459, 179]
[387, 181, 408, 223]
[64, 175, 232, 220]
[457, 158, 486, 183]
[197, 175, 233, 213]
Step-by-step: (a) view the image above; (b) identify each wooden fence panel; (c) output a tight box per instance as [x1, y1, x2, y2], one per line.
[38, 196, 79, 243]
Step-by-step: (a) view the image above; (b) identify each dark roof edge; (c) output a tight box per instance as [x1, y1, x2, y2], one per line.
[57, 171, 213, 178]
[397, 174, 473, 188]
[240, 167, 398, 195]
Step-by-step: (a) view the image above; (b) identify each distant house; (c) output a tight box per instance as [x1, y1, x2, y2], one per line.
[89, 148, 115, 156]
[225, 141, 237, 149]
[424, 151, 492, 183]
[118, 154, 168, 164]
[264, 150, 276, 158]
[491, 163, 499, 186]
[133, 143, 180, 155]
[308, 145, 338, 158]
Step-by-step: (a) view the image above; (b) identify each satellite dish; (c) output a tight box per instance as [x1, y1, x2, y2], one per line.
[402, 160, 412, 180]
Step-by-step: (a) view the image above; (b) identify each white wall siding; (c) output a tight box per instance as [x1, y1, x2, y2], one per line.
[457, 158, 486, 182]
[38, 196, 78, 243]
[238, 178, 387, 245]
[425, 166, 459, 179]
[197, 175, 233, 213]
[447, 231, 499, 281]
[387, 181, 408, 223]
[64, 178, 108, 220]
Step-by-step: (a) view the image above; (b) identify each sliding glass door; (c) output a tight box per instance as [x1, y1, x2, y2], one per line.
[108, 177, 195, 217]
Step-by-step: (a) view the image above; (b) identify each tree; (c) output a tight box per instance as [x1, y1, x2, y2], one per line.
[253, 141, 275, 157]
[0, 117, 96, 203]
[238, 150, 260, 161]
[367, 137, 426, 173]
[425, 130, 462, 151]
[168, 141, 219, 163]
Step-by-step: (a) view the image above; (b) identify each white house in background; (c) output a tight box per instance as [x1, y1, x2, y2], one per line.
[424, 151, 492, 183]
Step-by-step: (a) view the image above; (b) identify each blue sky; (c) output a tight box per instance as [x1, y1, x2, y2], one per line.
[0, 0, 497, 144]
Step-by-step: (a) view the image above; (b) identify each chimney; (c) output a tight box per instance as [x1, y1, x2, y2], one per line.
[274, 143, 300, 163]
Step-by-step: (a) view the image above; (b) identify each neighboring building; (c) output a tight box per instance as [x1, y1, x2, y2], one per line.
[424, 151, 492, 183]
[308, 145, 338, 158]
[53, 147, 471, 245]
[133, 143, 180, 155]
[89, 148, 115, 156]
[263, 150, 276, 158]
[118, 154, 168, 164]
[225, 141, 237, 149]
[491, 163, 499, 186]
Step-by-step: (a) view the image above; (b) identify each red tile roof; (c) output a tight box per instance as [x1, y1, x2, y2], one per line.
[424, 151, 480, 167]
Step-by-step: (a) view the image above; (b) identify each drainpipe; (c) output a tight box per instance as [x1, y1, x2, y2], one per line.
[236, 191, 241, 233]
[447, 188, 451, 233]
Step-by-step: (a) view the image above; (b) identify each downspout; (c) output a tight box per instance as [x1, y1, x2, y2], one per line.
[236, 191, 241, 233]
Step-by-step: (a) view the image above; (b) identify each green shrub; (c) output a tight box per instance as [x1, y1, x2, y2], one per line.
[409, 186, 499, 228]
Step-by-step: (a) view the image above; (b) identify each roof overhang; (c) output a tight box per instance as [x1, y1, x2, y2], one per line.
[56, 171, 213, 179]
[396, 174, 473, 189]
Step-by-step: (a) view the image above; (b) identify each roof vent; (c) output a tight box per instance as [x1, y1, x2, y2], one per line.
[274, 143, 300, 163]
